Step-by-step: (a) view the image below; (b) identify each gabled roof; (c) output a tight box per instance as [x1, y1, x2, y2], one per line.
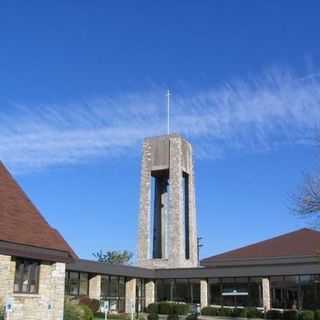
[201, 228, 320, 267]
[0, 162, 77, 262]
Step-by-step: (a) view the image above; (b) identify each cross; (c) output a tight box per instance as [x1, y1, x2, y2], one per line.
[166, 89, 171, 135]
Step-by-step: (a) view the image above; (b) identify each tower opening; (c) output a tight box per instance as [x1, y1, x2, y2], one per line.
[183, 172, 190, 260]
[151, 169, 169, 259]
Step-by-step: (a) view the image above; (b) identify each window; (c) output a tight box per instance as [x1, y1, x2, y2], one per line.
[14, 259, 40, 294]
[65, 271, 89, 296]
[101, 276, 126, 313]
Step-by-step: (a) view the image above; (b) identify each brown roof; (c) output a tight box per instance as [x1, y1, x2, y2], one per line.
[0, 162, 77, 261]
[201, 228, 320, 266]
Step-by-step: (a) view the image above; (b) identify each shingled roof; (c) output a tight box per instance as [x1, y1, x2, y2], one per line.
[0, 162, 77, 262]
[201, 228, 320, 267]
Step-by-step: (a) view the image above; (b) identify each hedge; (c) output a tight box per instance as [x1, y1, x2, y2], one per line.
[283, 310, 298, 320]
[231, 308, 247, 318]
[300, 311, 315, 320]
[148, 302, 191, 315]
[201, 307, 219, 316]
[314, 310, 320, 320]
[266, 310, 283, 320]
[148, 313, 159, 320]
[167, 314, 179, 320]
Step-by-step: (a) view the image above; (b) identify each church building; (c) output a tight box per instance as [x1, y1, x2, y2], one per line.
[1, 134, 320, 319]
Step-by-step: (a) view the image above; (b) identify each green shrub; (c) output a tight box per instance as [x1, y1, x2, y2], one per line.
[173, 304, 191, 315]
[231, 308, 247, 318]
[167, 314, 179, 320]
[314, 311, 320, 320]
[154, 302, 190, 315]
[283, 310, 298, 320]
[300, 311, 315, 320]
[64, 302, 81, 320]
[79, 296, 100, 314]
[186, 314, 198, 320]
[148, 313, 159, 320]
[266, 310, 282, 320]
[246, 308, 264, 319]
[158, 302, 173, 315]
[217, 308, 233, 317]
[78, 304, 94, 320]
[201, 307, 219, 316]
[148, 303, 160, 314]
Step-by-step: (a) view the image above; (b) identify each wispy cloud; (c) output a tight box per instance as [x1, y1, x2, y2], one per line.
[1, 67, 320, 173]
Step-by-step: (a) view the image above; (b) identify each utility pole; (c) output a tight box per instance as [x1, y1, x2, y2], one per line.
[197, 236, 203, 265]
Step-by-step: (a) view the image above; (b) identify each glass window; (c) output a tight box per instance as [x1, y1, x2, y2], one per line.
[209, 278, 222, 306]
[174, 279, 190, 303]
[101, 276, 126, 313]
[110, 276, 119, 297]
[190, 279, 200, 304]
[248, 277, 262, 307]
[136, 279, 146, 312]
[271, 276, 300, 309]
[79, 273, 89, 296]
[14, 259, 40, 294]
[300, 275, 320, 309]
[101, 275, 109, 298]
[156, 279, 173, 302]
[65, 271, 89, 297]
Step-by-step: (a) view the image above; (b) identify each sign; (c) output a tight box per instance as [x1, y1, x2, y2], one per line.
[101, 301, 109, 313]
[222, 290, 249, 296]
[5, 298, 13, 313]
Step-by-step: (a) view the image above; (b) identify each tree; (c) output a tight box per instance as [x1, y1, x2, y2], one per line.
[294, 173, 320, 226]
[93, 250, 133, 264]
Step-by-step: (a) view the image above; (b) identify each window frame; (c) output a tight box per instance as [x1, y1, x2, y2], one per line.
[14, 258, 40, 294]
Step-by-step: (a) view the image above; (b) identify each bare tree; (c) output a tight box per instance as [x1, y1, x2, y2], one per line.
[294, 173, 320, 225]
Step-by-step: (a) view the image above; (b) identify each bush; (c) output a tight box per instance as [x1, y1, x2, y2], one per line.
[246, 308, 263, 319]
[300, 311, 315, 320]
[148, 303, 160, 314]
[186, 314, 198, 320]
[173, 304, 191, 315]
[201, 307, 219, 316]
[283, 310, 298, 320]
[314, 311, 320, 320]
[148, 313, 159, 320]
[218, 308, 233, 317]
[153, 302, 190, 315]
[79, 296, 100, 314]
[64, 302, 81, 320]
[231, 308, 247, 318]
[266, 310, 283, 320]
[78, 304, 94, 320]
[167, 314, 179, 320]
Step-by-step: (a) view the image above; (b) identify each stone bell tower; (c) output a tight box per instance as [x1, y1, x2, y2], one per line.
[137, 134, 198, 268]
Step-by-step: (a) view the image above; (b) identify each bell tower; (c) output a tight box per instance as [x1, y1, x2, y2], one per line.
[137, 134, 198, 268]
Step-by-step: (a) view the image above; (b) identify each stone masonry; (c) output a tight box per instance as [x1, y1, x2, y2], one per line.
[125, 278, 136, 314]
[137, 134, 198, 268]
[262, 278, 271, 311]
[0, 254, 65, 320]
[200, 280, 208, 309]
[145, 280, 155, 307]
[89, 275, 101, 300]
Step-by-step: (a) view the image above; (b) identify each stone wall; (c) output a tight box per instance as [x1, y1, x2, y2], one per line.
[0, 254, 66, 320]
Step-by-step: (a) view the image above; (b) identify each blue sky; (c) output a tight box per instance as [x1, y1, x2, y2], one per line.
[1, 1, 320, 260]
